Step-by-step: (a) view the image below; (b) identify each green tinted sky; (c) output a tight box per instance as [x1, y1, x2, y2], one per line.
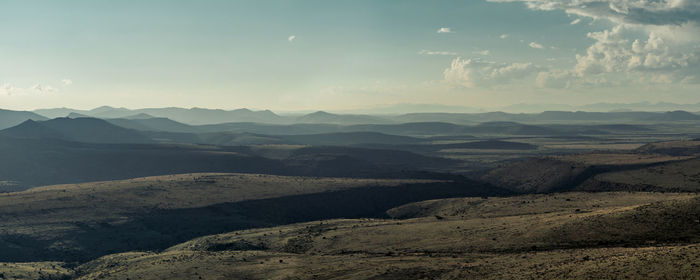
[1, 0, 699, 111]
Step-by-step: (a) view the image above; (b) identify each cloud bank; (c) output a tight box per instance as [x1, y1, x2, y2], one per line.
[444, 58, 542, 87]
[473, 0, 700, 88]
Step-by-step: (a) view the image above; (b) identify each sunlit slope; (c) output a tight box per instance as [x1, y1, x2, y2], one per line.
[0, 173, 502, 262]
[73, 192, 700, 279]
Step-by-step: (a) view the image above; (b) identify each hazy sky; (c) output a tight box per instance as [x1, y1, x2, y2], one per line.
[1, 0, 699, 111]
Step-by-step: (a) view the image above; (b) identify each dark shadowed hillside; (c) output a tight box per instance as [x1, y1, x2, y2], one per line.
[0, 109, 48, 130]
[0, 173, 502, 262]
[280, 132, 425, 146]
[295, 111, 393, 125]
[284, 146, 460, 177]
[106, 117, 200, 133]
[0, 118, 153, 144]
[0, 137, 284, 189]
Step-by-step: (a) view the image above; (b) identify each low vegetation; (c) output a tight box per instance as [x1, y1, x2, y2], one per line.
[66, 191, 700, 279]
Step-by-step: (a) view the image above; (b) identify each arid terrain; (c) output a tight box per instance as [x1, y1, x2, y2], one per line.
[3, 191, 698, 279]
[1, 108, 700, 279]
[4, 0, 700, 277]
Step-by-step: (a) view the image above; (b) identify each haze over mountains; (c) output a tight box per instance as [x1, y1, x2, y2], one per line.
[2, 105, 700, 192]
[3, 104, 700, 279]
[20, 105, 700, 127]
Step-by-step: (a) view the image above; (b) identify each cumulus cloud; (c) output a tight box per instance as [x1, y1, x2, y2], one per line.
[437, 27, 454, 33]
[500, 34, 510, 39]
[576, 26, 699, 80]
[474, 50, 491, 55]
[536, 70, 573, 88]
[288, 35, 296, 42]
[0, 83, 58, 96]
[419, 50, 458, 56]
[0, 84, 15, 96]
[489, 0, 700, 88]
[487, 0, 700, 27]
[30, 84, 56, 93]
[61, 79, 73, 86]
[444, 58, 542, 87]
[529, 42, 545, 49]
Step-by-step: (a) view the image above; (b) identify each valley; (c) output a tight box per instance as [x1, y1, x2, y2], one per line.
[0, 107, 700, 279]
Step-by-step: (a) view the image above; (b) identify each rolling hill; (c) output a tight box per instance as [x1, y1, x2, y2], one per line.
[295, 111, 393, 125]
[0, 118, 153, 144]
[480, 152, 694, 193]
[0, 109, 48, 130]
[279, 132, 425, 146]
[35, 106, 287, 125]
[63, 191, 700, 279]
[0, 173, 496, 262]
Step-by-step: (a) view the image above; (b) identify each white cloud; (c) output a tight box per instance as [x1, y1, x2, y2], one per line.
[536, 70, 573, 88]
[419, 50, 458, 56]
[487, 0, 700, 27]
[489, 0, 700, 87]
[0, 84, 15, 96]
[288, 35, 296, 42]
[529, 42, 545, 49]
[0, 83, 61, 96]
[444, 58, 542, 87]
[500, 34, 509, 39]
[437, 27, 454, 33]
[474, 50, 491, 55]
[61, 79, 73, 86]
[30, 84, 56, 93]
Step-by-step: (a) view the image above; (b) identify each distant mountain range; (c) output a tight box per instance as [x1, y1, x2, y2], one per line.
[2, 106, 700, 190]
[0, 118, 154, 144]
[0, 109, 48, 130]
[0, 105, 699, 135]
[25, 105, 700, 127]
[501, 102, 700, 113]
[35, 106, 288, 125]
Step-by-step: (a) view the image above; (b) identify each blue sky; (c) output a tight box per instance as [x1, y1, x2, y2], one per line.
[1, 0, 698, 111]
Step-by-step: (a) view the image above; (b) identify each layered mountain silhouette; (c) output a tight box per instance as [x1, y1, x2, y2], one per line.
[0, 109, 48, 130]
[0, 118, 153, 144]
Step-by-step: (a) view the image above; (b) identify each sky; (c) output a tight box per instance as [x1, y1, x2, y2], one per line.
[0, 0, 699, 111]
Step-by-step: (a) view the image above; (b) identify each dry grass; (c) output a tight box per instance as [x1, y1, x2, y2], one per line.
[591, 158, 700, 191]
[12, 173, 431, 210]
[0, 173, 435, 262]
[71, 191, 700, 279]
[550, 153, 691, 165]
[544, 143, 644, 150]
[73, 244, 700, 279]
[0, 261, 71, 279]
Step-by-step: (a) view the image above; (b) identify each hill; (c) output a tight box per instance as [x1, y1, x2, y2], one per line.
[283, 146, 460, 176]
[35, 106, 287, 125]
[647, 110, 700, 121]
[0, 131, 459, 190]
[0, 109, 48, 130]
[580, 157, 700, 192]
[0, 118, 153, 144]
[296, 111, 393, 125]
[280, 132, 425, 146]
[0, 120, 67, 140]
[0, 173, 497, 262]
[0, 137, 285, 189]
[635, 140, 700, 156]
[68, 191, 699, 279]
[480, 152, 692, 193]
[138, 107, 286, 125]
[106, 117, 199, 133]
[66, 112, 91, 118]
[31, 107, 700, 127]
